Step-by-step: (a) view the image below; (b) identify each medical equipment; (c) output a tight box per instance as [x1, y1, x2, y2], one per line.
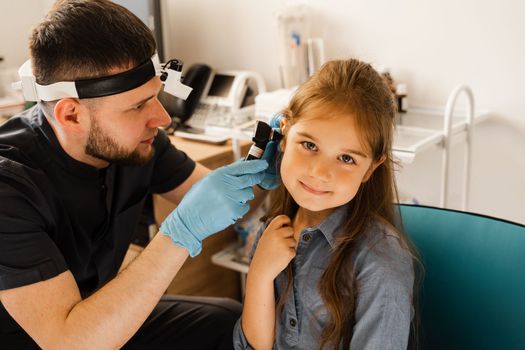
[188, 70, 266, 130]
[275, 5, 311, 89]
[173, 69, 266, 144]
[254, 88, 296, 123]
[11, 53, 192, 101]
[245, 120, 282, 160]
[306, 38, 325, 76]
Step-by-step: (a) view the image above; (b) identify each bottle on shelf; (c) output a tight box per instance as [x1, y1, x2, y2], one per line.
[396, 83, 408, 113]
[376, 66, 397, 96]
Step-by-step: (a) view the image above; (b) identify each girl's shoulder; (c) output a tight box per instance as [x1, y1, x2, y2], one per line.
[352, 218, 414, 281]
[359, 216, 404, 249]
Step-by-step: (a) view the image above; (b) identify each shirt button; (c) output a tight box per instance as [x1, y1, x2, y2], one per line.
[289, 318, 297, 327]
[303, 234, 311, 242]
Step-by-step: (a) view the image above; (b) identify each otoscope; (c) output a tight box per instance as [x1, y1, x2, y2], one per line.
[245, 120, 283, 160]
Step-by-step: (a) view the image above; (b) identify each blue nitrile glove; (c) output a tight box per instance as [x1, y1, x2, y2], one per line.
[160, 159, 268, 257]
[259, 113, 283, 190]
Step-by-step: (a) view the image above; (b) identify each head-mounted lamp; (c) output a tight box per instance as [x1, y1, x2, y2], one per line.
[12, 53, 192, 101]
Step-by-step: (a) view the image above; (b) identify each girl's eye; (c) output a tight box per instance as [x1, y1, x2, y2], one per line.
[339, 154, 354, 164]
[135, 103, 145, 110]
[301, 141, 317, 151]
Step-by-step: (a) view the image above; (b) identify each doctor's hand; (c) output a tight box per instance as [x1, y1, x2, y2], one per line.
[249, 215, 296, 281]
[259, 113, 283, 190]
[160, 159, 268, 257]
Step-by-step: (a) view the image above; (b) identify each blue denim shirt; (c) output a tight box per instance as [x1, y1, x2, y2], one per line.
[233, 205, 414, 349]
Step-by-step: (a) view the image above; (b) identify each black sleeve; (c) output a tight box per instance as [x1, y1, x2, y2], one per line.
[0, 162, 68, 291]
[149, 129, 196, 194]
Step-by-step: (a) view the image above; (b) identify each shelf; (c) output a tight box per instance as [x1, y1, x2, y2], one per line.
[393, 126, 444, 163]
[211, 243, 249, 274]
[392, 107, 489, 164]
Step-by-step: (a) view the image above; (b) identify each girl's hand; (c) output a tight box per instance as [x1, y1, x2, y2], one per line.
[250, 215, 297, 281]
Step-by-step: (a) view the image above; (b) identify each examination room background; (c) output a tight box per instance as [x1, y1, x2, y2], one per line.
[1, 0, 524, 224]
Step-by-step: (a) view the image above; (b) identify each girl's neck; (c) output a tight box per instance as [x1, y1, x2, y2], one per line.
[293, 207, 334, 231]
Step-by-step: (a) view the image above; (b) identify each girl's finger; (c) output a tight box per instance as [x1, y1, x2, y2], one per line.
[269, 215, 292, 229]
[284, 237, 297, 248]
[278, 226, 295, 238]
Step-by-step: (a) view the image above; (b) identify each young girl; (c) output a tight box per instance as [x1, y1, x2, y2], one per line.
[233, 59, 419, 349]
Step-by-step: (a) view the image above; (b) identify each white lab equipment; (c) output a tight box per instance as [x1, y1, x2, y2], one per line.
[254, 88, 296, 123]
[394, 85, 482, 211]
[182, 70, 266, 130]
[175, 70, 267, 150]
[275, 5, 311, 89]
[200, 70, 266, 111]
[441, 85, 475, 210]
[306, 37, 325, 76]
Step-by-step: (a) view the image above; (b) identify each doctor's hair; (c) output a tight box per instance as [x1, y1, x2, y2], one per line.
[29, 0, 156, 86]
[266, 58, 422, 349]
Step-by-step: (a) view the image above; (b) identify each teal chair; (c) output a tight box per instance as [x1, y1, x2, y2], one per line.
[399, 204, 525, 350]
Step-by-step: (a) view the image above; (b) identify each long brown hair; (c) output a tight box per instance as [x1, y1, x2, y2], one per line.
[265, 59, 421, 349]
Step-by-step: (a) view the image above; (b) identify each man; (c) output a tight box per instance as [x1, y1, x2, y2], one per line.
[0, 1, 271, 348]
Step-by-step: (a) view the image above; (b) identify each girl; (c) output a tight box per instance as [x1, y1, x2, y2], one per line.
[233, 59, 419, 349]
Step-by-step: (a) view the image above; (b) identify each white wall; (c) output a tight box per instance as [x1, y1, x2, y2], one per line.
[0, 1, 51, 97]
[163, 0, 525, 224]
[1, 1, 523, 223]
[0, 2, 49, 67]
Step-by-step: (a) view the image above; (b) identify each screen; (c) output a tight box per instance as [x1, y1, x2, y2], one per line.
[208, 74, 234, 98]
[112, 0, 165, 61]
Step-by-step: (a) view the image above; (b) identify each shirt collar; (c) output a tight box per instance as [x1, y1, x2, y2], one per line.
[305, 204, 348, 248]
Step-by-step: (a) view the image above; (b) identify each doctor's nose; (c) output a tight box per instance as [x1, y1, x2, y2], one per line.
[147, 98, 172, 129]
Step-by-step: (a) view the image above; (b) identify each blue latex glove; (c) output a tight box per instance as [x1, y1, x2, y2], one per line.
[259, 113, 283, 190]
[160, 159, 268, 257]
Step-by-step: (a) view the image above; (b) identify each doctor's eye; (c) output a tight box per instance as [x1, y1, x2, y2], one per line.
[339, 154, 355, 164]
[301, 141, 317, 151]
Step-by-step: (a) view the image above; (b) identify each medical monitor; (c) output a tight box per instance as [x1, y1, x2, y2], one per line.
[208, 74, 235, 98]
[112, 0, 165, 62]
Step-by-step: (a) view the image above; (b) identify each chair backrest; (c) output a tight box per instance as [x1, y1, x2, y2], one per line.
[399, 204, 525, 350]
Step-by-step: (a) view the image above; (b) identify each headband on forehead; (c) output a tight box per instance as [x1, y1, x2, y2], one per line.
[12, 53, 192, 101]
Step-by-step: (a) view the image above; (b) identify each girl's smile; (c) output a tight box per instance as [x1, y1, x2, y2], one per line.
[298, 180, 331, 195]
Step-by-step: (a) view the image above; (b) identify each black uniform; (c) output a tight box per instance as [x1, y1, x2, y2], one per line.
[0, 107, 240, 349]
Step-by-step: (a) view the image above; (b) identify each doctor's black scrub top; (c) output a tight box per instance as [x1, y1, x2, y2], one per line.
[0, 106, 195, 340]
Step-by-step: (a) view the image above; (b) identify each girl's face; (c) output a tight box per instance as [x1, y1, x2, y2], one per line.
[280, 105, 383, 216]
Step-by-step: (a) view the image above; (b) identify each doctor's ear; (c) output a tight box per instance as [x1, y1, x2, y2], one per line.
[53, 98, 86, 132]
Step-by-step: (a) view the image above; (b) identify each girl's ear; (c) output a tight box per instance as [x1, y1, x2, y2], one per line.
[280, 117, 288, 132]
[362, 155, 386, 183]
[279, 118, 289, 151]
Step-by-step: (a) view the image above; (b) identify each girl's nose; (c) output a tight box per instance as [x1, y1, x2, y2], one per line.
[307, 157, 332, 182]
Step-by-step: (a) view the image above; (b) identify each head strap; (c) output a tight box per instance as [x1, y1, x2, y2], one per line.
[12, 53, 190, 101]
